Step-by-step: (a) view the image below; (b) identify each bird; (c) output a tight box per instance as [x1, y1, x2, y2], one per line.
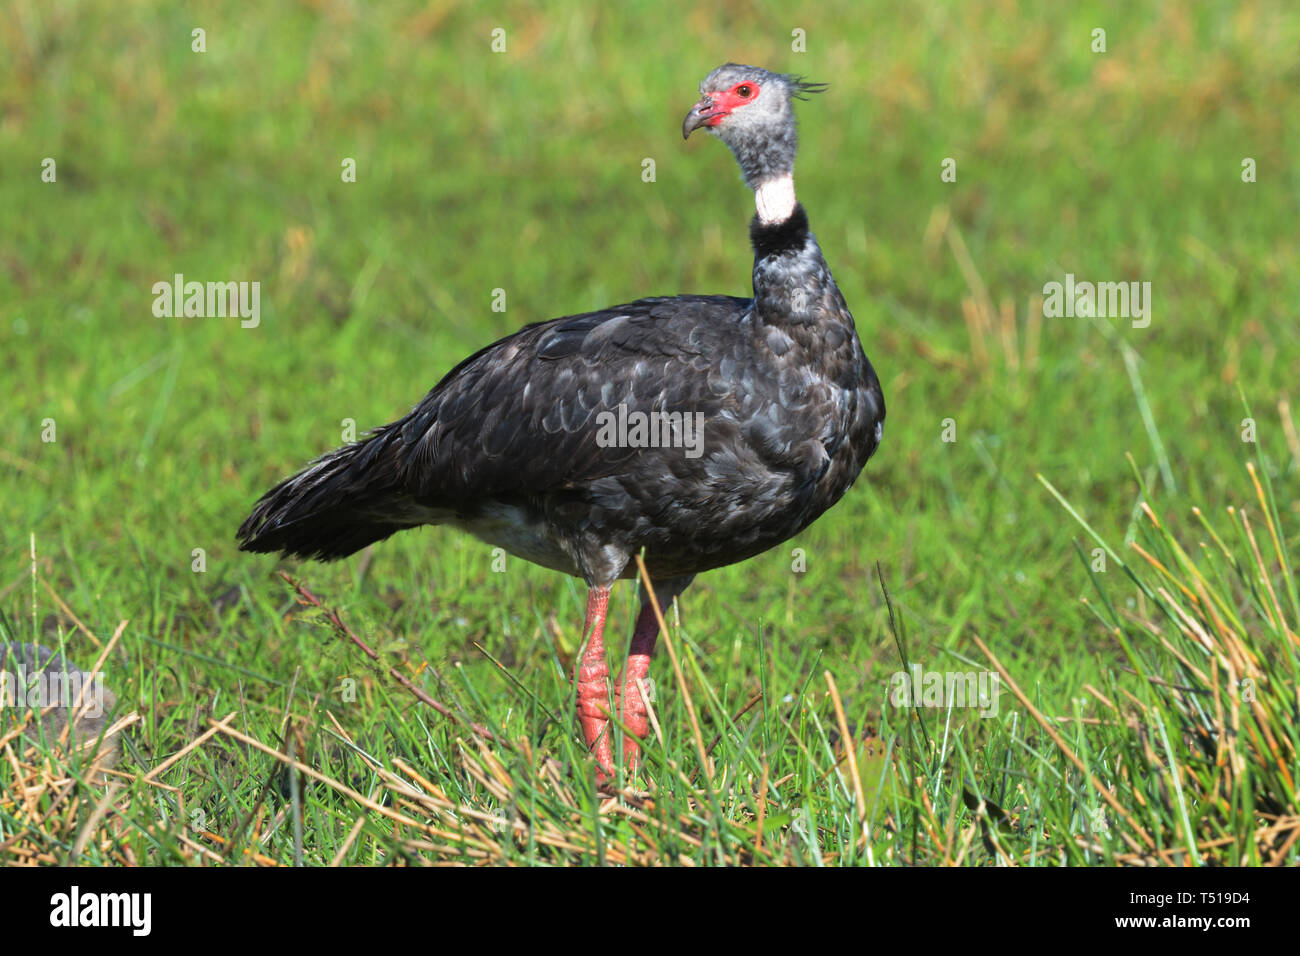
[237, 63, 886, 782]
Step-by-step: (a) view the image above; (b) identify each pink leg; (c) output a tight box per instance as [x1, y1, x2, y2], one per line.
[574, 585, 614, 779]
[616, 602, 661, 771]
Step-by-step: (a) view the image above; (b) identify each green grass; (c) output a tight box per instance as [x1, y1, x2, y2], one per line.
[1, 0, 1297, 864]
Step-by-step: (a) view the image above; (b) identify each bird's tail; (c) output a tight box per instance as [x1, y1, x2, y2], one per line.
[237, 427, 423, 561]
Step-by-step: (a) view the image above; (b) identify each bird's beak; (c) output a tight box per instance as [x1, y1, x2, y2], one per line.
[682, 95, 720, 139]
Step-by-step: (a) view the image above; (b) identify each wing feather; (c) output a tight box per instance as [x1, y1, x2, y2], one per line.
[390, 295, 753, 503]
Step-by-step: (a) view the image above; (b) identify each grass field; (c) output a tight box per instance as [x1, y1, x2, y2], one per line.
[2, 0, 1297, 865]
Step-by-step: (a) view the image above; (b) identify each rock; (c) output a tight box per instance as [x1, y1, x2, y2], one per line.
[0, 642, 122, 774]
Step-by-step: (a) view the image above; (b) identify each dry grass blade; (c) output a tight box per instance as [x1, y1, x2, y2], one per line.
[635, 554, 713, 782]
[278, 571, 504, 745]
[971, 633, 1155, 853]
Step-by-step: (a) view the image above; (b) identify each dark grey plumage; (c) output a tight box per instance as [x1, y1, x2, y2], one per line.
[238, 64, 885, 598]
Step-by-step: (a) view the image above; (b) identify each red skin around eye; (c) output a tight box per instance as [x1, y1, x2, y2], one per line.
[706, 83, 760, 125]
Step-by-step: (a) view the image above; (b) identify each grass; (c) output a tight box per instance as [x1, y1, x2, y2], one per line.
[1, 0, 1297, 865]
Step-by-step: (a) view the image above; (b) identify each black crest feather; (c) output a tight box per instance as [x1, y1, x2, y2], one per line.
[791, 77, 829, 100]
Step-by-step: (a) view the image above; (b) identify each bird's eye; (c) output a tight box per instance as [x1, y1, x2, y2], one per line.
[737, 84, 753, 98]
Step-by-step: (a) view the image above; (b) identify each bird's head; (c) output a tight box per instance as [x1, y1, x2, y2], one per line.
[683, 63, 827, 196]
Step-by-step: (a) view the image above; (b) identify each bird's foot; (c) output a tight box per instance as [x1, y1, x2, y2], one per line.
[615, 668, 654, 774]
[576, 673, 616, 781]
[574, 585, 617, 782]
[577, 685, 652, 786]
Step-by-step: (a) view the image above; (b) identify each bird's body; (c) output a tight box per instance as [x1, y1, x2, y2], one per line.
[239, 64, 885, 781]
